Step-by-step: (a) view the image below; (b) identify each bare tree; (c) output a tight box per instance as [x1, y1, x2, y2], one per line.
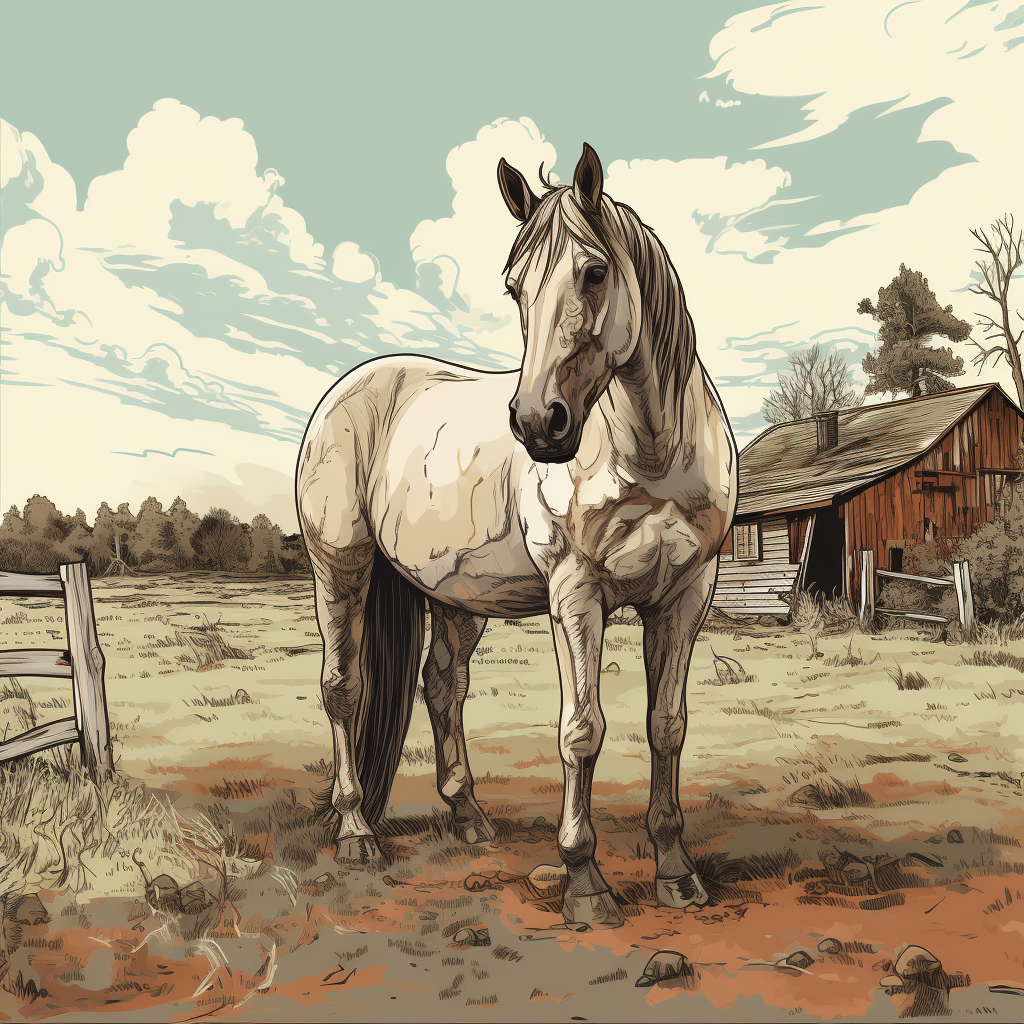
[762, 342, 862, 424]
[969, 214, 1024, 408]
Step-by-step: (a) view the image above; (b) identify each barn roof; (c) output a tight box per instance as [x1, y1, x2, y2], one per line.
[736, 383, 1020, 518]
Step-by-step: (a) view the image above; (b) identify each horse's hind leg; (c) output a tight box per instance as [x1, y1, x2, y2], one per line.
[639, 560, 718, 909]
[311, 539, 380, 861]
[423, 601, 495, 845]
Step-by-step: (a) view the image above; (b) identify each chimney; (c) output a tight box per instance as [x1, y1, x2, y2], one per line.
[813, 410, 839, 454]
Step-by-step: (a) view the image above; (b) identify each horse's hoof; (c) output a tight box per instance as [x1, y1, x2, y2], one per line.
[455, 815, 497, 846]
[562, 889, 625, 929]
[657, 873, 709, 910]
[335, 835, 381, 865]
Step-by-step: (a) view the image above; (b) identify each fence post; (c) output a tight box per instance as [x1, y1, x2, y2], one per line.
[953, 560, 976, 638]
[858, 549, 875, 628]
[61, 562, 112, 781]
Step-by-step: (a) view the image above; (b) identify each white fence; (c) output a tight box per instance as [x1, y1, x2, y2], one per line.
[0, 563, 112, 781]
[857, 549, 975, 637]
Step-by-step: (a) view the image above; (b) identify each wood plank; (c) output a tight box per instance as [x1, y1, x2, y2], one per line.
[876, 569, 954, 587]
[61, 563, 112, 782]
[0, 649, 72, 679]
[717, 564, 801, 581]
[0, 717, 78, 764]
[0, 571, 64, 597]
[876, 610, 949, 624]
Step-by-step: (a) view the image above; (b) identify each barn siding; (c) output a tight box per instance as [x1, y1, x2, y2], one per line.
[712, 516, 801, 615]
[845, 389, 1023, 598]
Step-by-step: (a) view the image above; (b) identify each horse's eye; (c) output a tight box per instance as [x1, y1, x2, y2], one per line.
[506, 284, 520, 303]
[584, 265, 607, 287]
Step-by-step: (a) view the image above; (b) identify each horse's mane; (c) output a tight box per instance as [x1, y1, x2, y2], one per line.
[504, 182, 696, 405]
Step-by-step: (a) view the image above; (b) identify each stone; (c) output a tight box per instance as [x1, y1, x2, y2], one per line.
[146, 873, 180, 911]
[453, 927, 490, 947]
[635, 950, 694, 987]
[947, 829, 964, 843]
[784, 950, 815, 970]
[526, 863, 567, 893]
[947, 752, 967, 763]
[894, 945, 942, 982]
[817, 938, 842, 955]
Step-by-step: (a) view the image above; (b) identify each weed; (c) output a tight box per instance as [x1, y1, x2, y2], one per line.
[962, 649, 1024, 674]
[888, 664, 930, 690]
[790, 777, 874, 809]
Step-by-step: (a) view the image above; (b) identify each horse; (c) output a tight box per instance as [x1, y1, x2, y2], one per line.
[296, 143, 737, 928]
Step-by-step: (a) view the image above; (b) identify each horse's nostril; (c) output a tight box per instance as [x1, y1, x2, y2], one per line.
[549, 401, 570, 439]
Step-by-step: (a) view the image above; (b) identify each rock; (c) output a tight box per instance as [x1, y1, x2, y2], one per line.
[842, 861, 872, 885]
[947, 829, 964, 844]
[179, 881, 215, 915]
[464, 873, 500, 892]
[635, 950, 694, 988]
[453, 927, 490, 947]
[879, 974, 905, 995]
[817, 938, 842, 955]
[784, 950, 815, 970]
[926, 835, 943, 844]
[894, 945, 942, 982]
[527, 864, 567, 893]
[146, 873, 180, 911]
[947, 752, 968, 763]
[603, 662, 621, 675]
[234, 688, 251, 704]
[3, 894, 48, 925]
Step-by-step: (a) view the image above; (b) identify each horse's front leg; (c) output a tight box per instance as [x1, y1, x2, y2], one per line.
[548, 561, 624, 929]
[639, 559, 718, 910]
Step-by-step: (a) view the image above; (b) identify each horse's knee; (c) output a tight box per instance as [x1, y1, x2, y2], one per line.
[321, 673, 360, 722]
[559, 704, 605, 761]
[648, 709, 686, 758]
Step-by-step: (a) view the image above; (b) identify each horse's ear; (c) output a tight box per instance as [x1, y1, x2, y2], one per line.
[497, 158, 539, 223]
[573, 143, 604, 210]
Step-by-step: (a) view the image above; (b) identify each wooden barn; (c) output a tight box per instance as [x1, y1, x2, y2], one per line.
[712, 382, 1024, 618]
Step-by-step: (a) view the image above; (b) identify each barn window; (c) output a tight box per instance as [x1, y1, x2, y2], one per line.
[734, 523, 760, 561]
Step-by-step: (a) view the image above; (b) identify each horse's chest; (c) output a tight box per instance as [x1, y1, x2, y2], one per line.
[530, 462, 705, 594]
[584, 495, 703, 589]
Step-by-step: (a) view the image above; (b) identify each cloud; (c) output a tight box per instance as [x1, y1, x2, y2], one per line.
[0, 104, 513, 528]
[409, 117, 559, 356]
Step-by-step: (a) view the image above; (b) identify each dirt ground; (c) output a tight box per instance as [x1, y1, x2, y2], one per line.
[1, 573, 1022, 1022]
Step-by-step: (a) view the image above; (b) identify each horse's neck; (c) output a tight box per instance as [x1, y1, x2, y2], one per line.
[603, 327, 698, 479]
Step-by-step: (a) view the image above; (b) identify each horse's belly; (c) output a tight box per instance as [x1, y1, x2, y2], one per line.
[373, 378, 548, 616]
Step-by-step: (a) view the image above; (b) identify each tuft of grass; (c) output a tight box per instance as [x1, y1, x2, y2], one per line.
[711, 651, 754, 685]
[825, 639, 880, 667]
[590, 967, 629, 985]
[962, 649, 1024, 674]
[791, 592, 856, 632]
[888, 664, 930, 690]
[400, 743, 436, 767]
[173, 616, 252, 670]
[972, 613, 1024, 646]
[790, 776, 874, 810]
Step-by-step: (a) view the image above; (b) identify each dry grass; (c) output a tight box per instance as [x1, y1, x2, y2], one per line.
[790, 776, 874, 810]
[962, 649, 1024, 674]
[888, 664, 931, 690]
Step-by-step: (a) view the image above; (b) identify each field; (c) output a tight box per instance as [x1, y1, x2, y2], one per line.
[1, 574, 1022, 1022]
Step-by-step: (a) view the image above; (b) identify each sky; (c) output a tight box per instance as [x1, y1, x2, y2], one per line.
[1, 0, 1022, 531]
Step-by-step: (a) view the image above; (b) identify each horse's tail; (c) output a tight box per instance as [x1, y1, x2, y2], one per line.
[356, 546, 426, 826]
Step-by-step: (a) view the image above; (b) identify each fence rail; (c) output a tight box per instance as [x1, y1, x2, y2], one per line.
[858, 549, 975, 637]
[0, 562, 112, 780]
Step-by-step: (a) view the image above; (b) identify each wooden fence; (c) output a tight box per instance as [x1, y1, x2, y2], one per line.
[857, 549, 976, 638]
[0, 563, 112, 781]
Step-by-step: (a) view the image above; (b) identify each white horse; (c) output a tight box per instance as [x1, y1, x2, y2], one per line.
[297, 144, 737, 927]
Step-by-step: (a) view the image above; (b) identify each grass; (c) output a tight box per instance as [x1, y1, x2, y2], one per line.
[790, 776, 874, 810]
[962, 649, 1024, 674]
[888, 664, 931, 690]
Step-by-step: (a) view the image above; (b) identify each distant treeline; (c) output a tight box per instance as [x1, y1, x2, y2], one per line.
[0, 496, 311, 576]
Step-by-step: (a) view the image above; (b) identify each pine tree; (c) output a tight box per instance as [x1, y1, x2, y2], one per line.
[858, 264, 970, 398]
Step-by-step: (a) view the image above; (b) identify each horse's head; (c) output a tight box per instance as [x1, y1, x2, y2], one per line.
[498, 144, 642, 464]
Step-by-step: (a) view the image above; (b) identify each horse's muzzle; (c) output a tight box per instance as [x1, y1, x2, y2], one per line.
[510, 399, 580, 463]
